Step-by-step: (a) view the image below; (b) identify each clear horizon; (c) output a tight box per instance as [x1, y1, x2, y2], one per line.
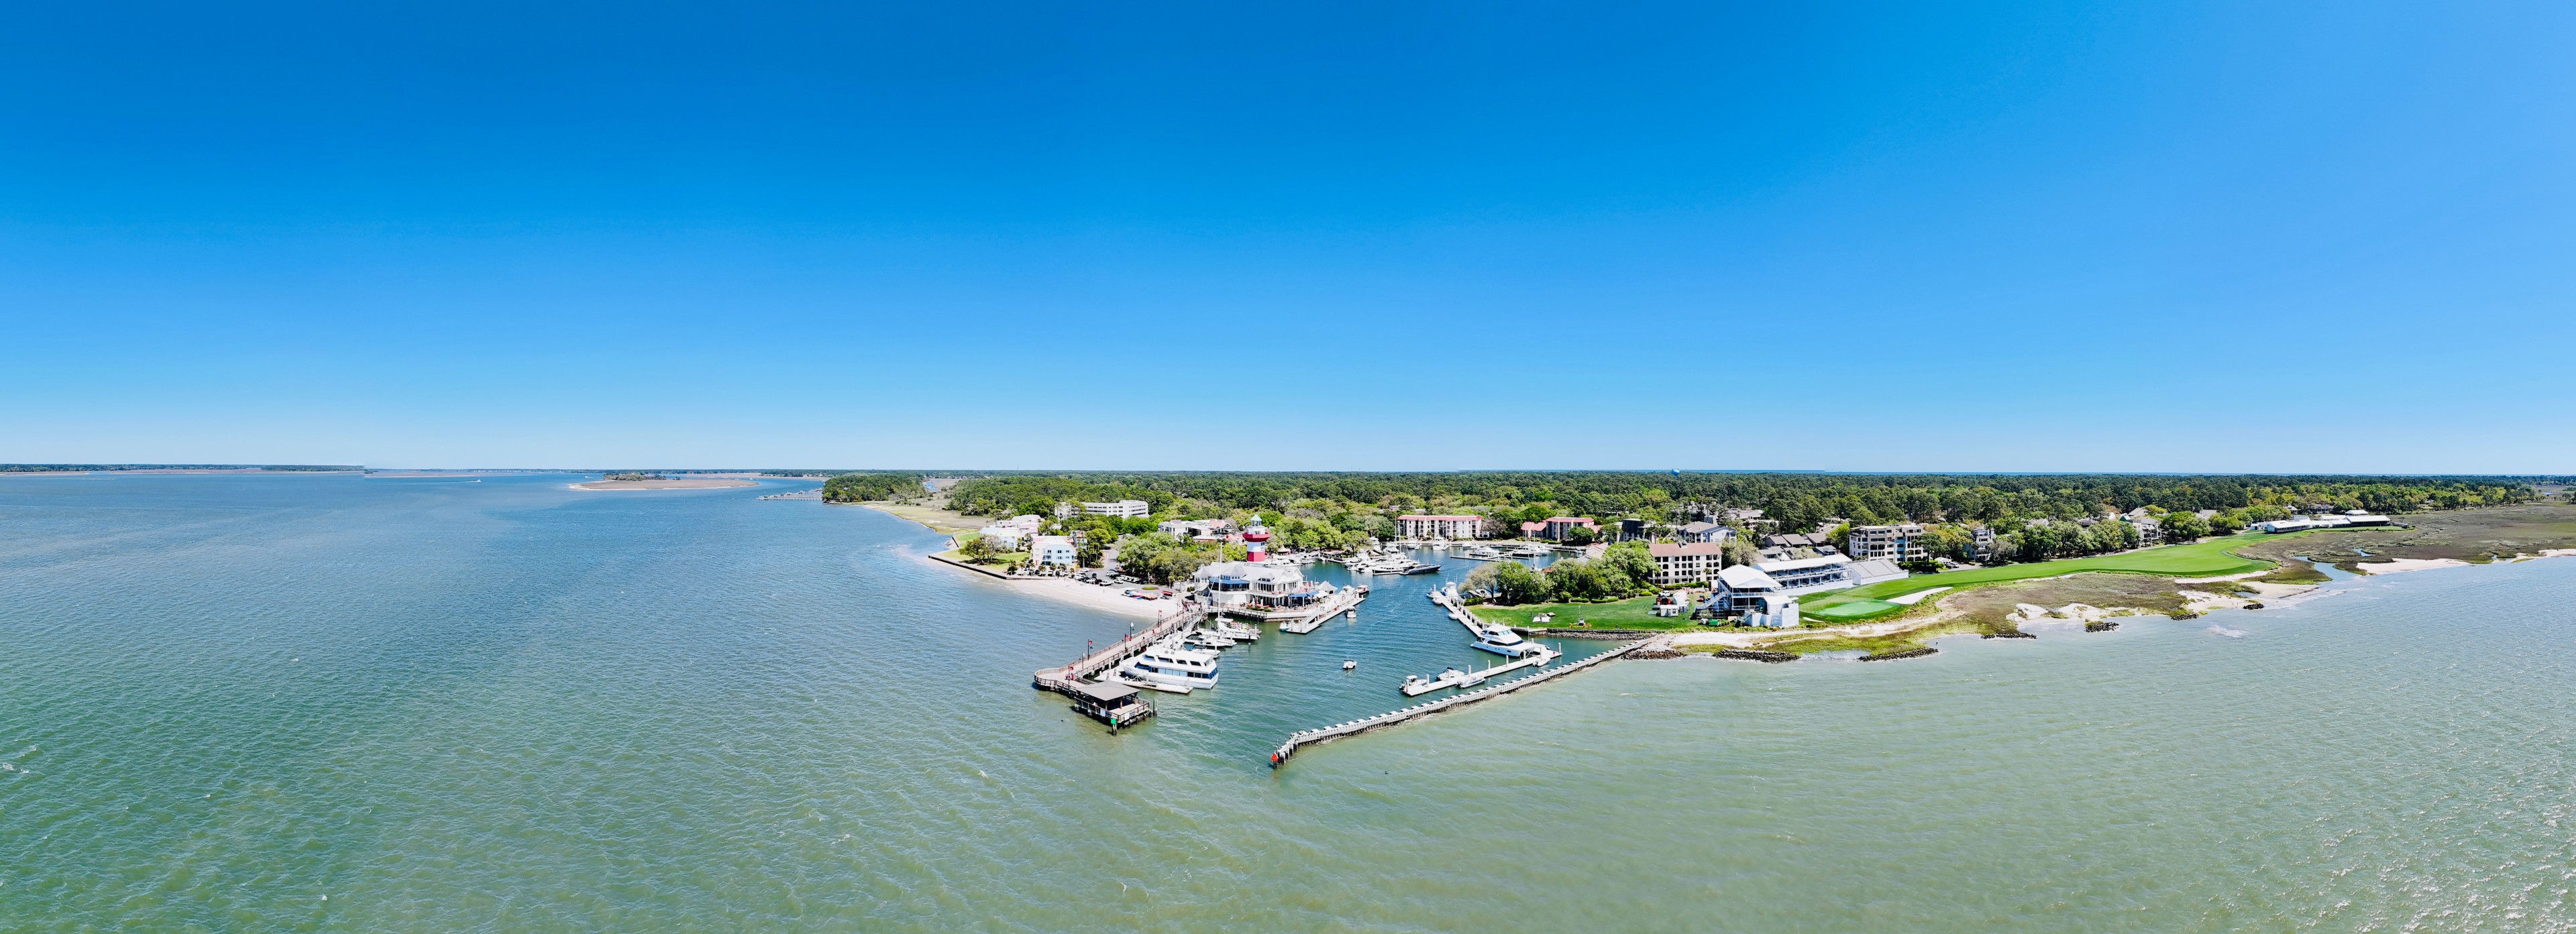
[5, 3, 2571, 472]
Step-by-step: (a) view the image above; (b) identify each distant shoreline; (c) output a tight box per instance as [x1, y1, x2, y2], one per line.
[570, 478, 759, 491]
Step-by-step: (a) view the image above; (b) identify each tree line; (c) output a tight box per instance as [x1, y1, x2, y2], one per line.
[820, 472, 927, 503]
[927, 471, 2547, 536]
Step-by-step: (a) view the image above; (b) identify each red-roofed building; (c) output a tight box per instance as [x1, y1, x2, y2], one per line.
[1529, 516, 1597, 542]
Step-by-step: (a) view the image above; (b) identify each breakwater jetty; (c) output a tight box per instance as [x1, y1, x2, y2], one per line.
[1268, 634, 1661, 768]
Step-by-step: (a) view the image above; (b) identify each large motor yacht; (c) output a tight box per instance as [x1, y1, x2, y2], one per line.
[1470, 622, 1540, 657]
[1118, 638, 1222, 690]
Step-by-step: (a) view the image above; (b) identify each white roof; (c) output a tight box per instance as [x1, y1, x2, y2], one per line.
[1716, 565, 1778, 590]
[1192, 561, 1305, 583]
[1756, 555, 1851, 573]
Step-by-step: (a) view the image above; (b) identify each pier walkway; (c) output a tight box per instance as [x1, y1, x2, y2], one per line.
[1032, 602, 1201, 695]
[1267, 634, 1657, 768]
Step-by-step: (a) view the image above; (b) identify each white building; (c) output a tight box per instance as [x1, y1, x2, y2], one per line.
[1028, 535, 1078, 567]
[1742, 593, 1801, 628]
[2127, 514, 2162, 546]
[1395, 514, 1483, 540]
[1157, 518, 1237, 541]
[977, 514, 1046, 550]
[1844, 524, 1927, 562]
[1968, 525, 2000, 563]
[1678, 521, 1733, 544]
[1083, 500, 1151, 518]
[2253, 514, 2390, 534]
[1191, 561, 1334, 613]
[1710, 556, 1906, 617]
[1646, 541, 1729, 586]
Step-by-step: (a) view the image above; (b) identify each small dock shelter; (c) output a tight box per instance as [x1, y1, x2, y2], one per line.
[1067, 680, 1155, 732]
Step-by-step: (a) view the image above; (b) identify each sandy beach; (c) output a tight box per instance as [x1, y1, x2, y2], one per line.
[1004, 575, 1175, 620]
[2356, 558, 2471, 575]
[857, 501, 984, 534]
[570, 478, 759, 491]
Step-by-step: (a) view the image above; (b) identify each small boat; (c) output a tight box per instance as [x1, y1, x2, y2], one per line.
[1342, 660, 1357, 670]
[1207, 619, 1260, 642]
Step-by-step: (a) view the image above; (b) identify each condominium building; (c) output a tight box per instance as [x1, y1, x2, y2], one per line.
[977, 514, 1046, 550]
[1028, 535, 1078, 567]
[1844, 524, 1928, 563]
[1395, 514, 1484, 540]
[1081, 500, 1151, 519]
[1519, 516, 1598, 542]
[1646, 542, 1729, 586]
[1679, 521, 1734, 544]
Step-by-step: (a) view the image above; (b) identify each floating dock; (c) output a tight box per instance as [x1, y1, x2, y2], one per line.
[1275, 587, 1367, 634]
[1268, 636, 1656, 768]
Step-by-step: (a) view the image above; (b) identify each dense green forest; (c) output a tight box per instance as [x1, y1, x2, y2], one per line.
[934, 471, 2548, 532]
[820, 472, 928, 503]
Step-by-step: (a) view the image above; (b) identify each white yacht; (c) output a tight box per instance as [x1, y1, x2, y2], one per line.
[1378, 556, 1441, 575]
[1470, 623, 1540, 658]
[1118, 638, 1221, 690]
[1206, 618, 1260, 642]
[1181, 630, 1236, 649]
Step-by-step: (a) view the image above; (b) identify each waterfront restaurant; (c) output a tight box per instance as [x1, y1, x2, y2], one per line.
[1191, 561, 1336, 614]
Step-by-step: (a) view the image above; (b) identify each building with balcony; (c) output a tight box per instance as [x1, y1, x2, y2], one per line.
[1646, 541, 1729, 586]
[1395, 514, 1484, 540]
[1845, 524, 1929, 563]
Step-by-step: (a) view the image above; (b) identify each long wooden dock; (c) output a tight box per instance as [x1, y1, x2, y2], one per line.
[1032, 602, 1201, 694]
[1267, 635, 1656, 768]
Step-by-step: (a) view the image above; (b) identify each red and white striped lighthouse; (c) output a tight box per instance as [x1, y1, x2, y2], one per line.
[1244, 524, 1271, 563]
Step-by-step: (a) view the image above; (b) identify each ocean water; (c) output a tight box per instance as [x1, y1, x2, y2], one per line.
[5, 474, 2576, 931]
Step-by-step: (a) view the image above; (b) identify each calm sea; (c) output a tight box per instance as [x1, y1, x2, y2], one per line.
[4, 474, 2573, 931]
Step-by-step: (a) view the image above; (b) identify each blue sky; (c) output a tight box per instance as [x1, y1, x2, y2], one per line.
[3, 2, 2570, 471]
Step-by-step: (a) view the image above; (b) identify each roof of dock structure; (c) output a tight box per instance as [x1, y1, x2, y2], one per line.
[1072, 681, 1138, 703]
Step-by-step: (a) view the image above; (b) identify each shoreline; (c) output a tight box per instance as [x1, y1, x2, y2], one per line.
[1667, 548, 2576, 659]
[920, 551, 1167, 620]
[570, 478, 759, 491]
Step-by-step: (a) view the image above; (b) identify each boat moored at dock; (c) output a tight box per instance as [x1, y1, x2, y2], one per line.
[1118, 638, 1222, 690]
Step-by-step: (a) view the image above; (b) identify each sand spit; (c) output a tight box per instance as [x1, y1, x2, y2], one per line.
[2355, 558, 2471, 575]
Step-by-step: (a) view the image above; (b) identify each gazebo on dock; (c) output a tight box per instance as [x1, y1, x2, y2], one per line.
[1068, 681, 1155, 732]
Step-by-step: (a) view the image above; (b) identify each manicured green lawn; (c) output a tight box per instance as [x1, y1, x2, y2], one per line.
[1802, 532, 2300, 612]
[1808, 599, 1902, 621]
[1470, 595, 1699, 630]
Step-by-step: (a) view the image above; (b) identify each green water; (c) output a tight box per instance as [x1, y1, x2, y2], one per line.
[5, 474, 2575, 931]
